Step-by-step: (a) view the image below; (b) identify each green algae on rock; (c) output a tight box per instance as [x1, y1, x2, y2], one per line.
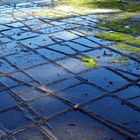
[96, 32, 140, 46]
[108, 57, 130, 66]
[98, 18, 140, 35]
[78, 56, 97, 67]
[116, 43, 140, 53]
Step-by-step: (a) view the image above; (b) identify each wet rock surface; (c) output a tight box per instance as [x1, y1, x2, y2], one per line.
[0, 1, 140, 140]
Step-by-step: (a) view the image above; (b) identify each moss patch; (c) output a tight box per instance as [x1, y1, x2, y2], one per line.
[106, 12, 140, 21]
[116, 43, 140, 53]
[109, 57, 130, 66]
[99, 19, 140, 35]
[78, 56, 97, 67]
[96, 32, 140, 46]
[57, 0, 140, 12]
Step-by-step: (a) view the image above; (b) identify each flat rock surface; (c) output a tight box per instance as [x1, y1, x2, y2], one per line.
[0, 1, 140, 140]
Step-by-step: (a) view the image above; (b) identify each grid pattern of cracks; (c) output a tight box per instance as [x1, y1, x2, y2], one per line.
[0, 1, 140, 140]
